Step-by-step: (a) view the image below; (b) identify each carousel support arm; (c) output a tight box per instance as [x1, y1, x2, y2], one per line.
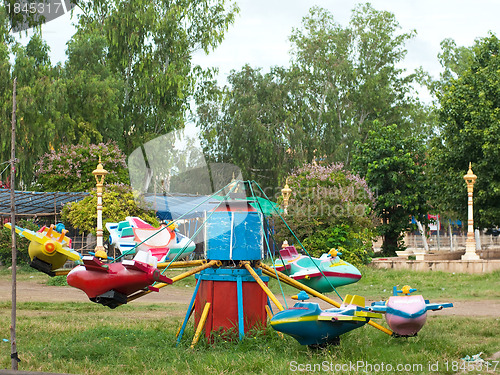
[127, 260, 220, 303]
[240, 261, 284, 311]
[190, 302, 211, 348]
[157, 259, 207, 269]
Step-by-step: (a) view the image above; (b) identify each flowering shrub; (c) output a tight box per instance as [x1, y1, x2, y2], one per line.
[34, 141, 129, 192]
[275, 162, 376, 265]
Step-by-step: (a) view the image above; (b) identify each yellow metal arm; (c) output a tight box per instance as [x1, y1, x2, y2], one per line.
[241, 261, 284, 311]
[127, 259, 220, 303]
[157, 260, 207, 269]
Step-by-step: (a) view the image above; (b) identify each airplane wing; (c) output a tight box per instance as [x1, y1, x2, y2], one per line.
[425, 302, 453, 311]
[123, 260, 173, 284]
[127, 216, 154, 229]
[82, 256, 110, 273]
[4, 223, 30, 237]
[57, 246, 81, 261]
[370, 301, 388, 313]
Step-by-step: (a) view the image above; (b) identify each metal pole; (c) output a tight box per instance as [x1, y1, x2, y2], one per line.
[437, 215, 440, 251]
[10, 78, 19, 370]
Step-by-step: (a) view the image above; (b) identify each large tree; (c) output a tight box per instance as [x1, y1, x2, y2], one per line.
[0, 32, 67, 186]
[288, 4, 432, 163]
[0, 1, 239, 188]
[352, 122, 430, 255]
[429, 33, 500, 228]
[196, 4, 431, 190]
[73, 0, 239, 154]
[196, 65, 306, 189]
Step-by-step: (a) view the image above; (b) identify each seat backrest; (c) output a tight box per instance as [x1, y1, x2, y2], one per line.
[279, 245, 299, 259]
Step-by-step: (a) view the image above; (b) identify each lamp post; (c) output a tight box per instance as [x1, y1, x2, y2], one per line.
[281, 178, 292, 215]
[92, 157, 108, 260]
[462, 163, 480, 260]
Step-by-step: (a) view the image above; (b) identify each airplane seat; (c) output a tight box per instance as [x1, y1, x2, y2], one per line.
[279, 245, 299, 259]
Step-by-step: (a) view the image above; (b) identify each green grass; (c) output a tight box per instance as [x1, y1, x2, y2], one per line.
[338, 266, 500, 301]
[260, 265, 500, 302]
[0, 302, 498, 375]
[0, 265, 48, 283]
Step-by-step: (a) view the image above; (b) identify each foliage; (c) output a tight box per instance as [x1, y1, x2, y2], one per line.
[0, 31, 66, 186]
[0, 219, 38, 266]
[288, 4, 431, 162]
[417, 38, 474, 99]
[45, 275, 68, 286]
[197, 4, 432, 190]
[352, 122, 430, 256]
[74, 0, 239, 154]
[301, 224, 373, 266]
[274, 162, 376, 265]
[196, 65, 305, 189]
[61, 184, 159, 236]
[0, 1, 239, 188]
[34, 141, 129, 192]
[429, 33, 500, 228]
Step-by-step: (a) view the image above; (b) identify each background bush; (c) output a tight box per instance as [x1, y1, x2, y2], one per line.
[61, 183, 159, 240]
[274, 162, 376, 266]
[0, 219, 39, 266]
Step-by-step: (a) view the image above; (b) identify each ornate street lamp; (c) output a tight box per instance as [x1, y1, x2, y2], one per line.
[281, 178, 292, 215]
[92, 157, 108, 260]
[462, 162, 480, 260]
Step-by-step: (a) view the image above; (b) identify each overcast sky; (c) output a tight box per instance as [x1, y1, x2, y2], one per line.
[16, 0, 500, 90]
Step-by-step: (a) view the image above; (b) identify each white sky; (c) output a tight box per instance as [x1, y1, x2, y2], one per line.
[15, 0, 500, 98]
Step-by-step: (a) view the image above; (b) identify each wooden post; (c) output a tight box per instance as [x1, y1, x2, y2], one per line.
[10, 78, 19, 370]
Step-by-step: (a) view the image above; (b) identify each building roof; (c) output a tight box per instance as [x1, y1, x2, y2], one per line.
[0, 189, 89, 217]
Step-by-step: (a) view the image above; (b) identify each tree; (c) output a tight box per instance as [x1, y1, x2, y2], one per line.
[61, 184, 159, 237]
[196, 4, 432, 190]
[274, 162, 376, 266]
[352, 122, 430, 256]
[287, 4, 430, 163]
[73, 0, 239, 154]
[0, 1, 239, 188]
[0, 32, 68, 186]
[429, 33, 500, 228]
[34, 141, 129, 192]
[196, 65, 306, 189]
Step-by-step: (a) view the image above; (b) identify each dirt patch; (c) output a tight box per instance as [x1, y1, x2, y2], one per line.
[0, 280, 499, 317]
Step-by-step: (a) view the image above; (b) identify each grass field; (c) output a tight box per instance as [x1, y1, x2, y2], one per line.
[1, 266, 499, 374]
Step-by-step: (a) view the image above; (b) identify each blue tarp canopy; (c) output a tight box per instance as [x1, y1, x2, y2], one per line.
[143, 194, 219, 221]
[143, 194, 281, 221]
